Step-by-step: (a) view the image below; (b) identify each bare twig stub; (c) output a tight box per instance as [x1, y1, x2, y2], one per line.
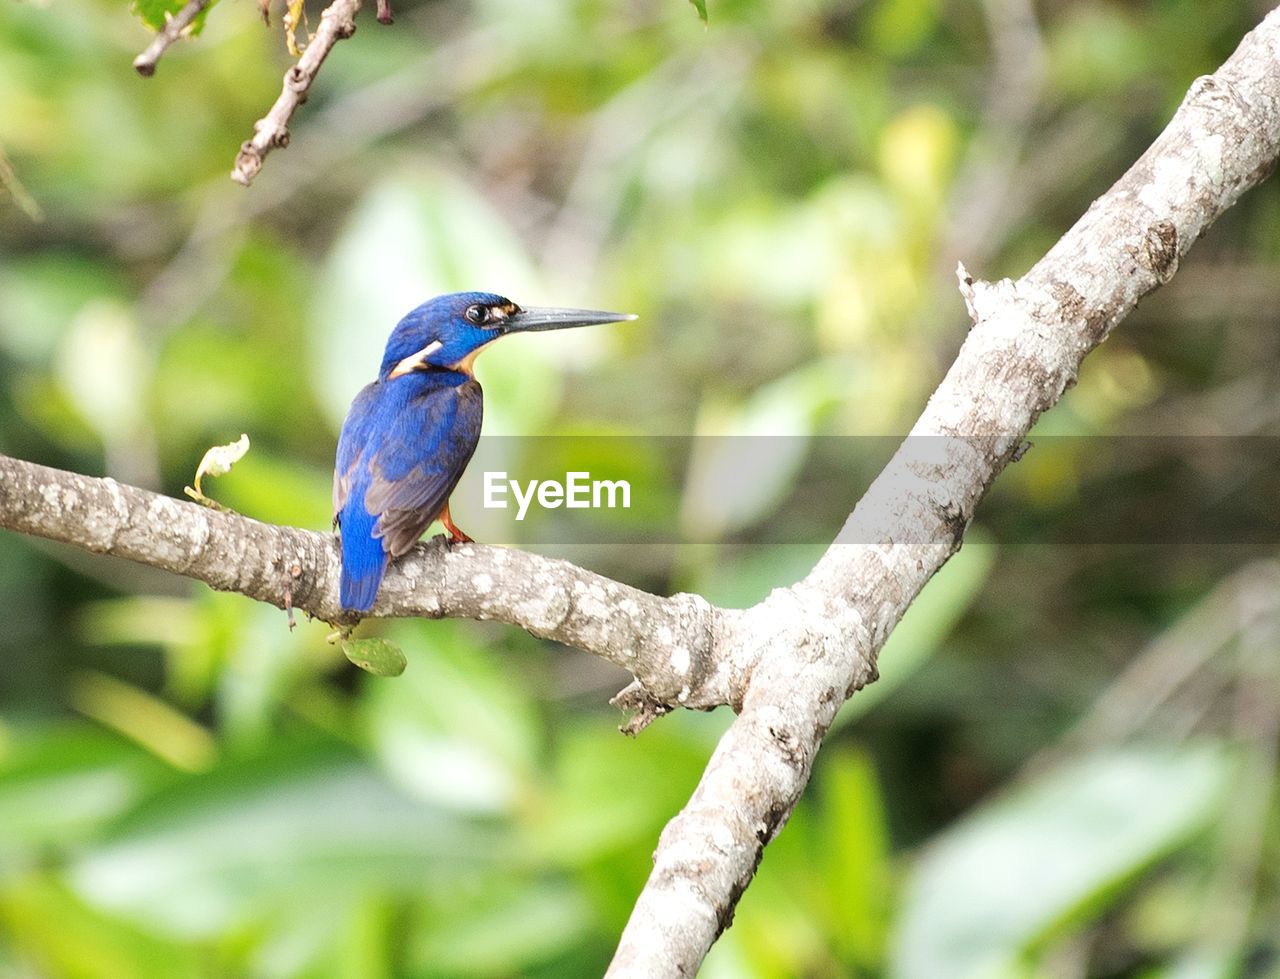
[133, 0, 211, 77]
[3, 8, 1280, 978]
[230, 0, 363, 186]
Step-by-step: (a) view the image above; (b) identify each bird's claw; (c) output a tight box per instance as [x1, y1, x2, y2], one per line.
[432, 530, 472, 552]
[426, 532, 457, 555]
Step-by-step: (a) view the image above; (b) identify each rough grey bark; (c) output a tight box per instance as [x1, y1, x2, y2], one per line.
[1, 7, 1278, 977]
[0, 453, 745, 712]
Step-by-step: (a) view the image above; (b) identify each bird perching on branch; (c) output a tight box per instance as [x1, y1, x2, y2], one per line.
[333, 292, 636, 613]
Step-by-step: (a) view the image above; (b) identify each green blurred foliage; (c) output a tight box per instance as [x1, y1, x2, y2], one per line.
[3, 0, 1280, 975]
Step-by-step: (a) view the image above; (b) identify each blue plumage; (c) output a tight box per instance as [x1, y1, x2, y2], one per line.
[333, 292, 634, 614]
[335, 367, 483, 611]
[337, 491, 383, 612]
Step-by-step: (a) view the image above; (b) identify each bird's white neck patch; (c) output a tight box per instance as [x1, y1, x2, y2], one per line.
[389, 340, 443, 378]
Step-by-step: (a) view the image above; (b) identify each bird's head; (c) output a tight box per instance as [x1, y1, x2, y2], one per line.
[379, 291, 635, 380]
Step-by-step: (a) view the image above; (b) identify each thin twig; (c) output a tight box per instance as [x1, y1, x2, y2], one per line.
[231, 0, 363, 186]
[1049, 564, 1280, 759]
[133, 0, 210, 77]
[938, 0, 1045, 275]
[138, 26, 504, 331]
[1199, 582, 1280, 960]
[0, 142, 43, 221]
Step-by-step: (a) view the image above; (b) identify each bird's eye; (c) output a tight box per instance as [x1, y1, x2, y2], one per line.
[464, 304, 489, 325]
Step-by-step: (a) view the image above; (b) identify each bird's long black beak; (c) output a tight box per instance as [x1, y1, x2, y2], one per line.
[504, 306, 637, 333]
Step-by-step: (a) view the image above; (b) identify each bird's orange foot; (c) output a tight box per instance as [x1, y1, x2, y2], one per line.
[440, 502, 473, 546]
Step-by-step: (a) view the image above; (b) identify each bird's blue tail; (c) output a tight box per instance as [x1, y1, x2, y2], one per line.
[339, 502, 388, 613]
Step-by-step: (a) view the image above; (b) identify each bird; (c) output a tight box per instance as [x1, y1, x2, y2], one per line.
[333, 291, 635, 613]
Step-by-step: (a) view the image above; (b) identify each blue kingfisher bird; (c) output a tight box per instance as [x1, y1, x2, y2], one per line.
[333, 291, 635, 613]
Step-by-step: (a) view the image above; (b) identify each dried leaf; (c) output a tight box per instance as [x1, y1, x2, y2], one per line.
[184, 434, 249, 508]
[283, 0, 306, 56]
[195, 434, 250, 486]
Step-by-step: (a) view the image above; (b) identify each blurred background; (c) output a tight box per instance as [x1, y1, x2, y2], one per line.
[3, 0, 1280, 975]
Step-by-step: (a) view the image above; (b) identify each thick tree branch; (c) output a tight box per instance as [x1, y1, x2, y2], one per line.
[133, 0, 209, 77]
[230, 0, 363, 186]
[607, 8, 1280, 976]
[0, 454, 744, 712]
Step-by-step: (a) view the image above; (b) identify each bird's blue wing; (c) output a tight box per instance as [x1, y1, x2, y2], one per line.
[365, 378, 483, 555]
[335, 376, 483, 611]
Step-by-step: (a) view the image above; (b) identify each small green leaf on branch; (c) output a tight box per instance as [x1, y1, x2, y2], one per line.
[342, 638, 407, 677]
[688, 0, 708, 23]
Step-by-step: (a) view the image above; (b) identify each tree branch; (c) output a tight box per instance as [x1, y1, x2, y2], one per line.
[607, 8, 1280, 975]
[0, 454, 744, 713]
[230, 0, 363, 186]
[133, 0, 209, 77]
